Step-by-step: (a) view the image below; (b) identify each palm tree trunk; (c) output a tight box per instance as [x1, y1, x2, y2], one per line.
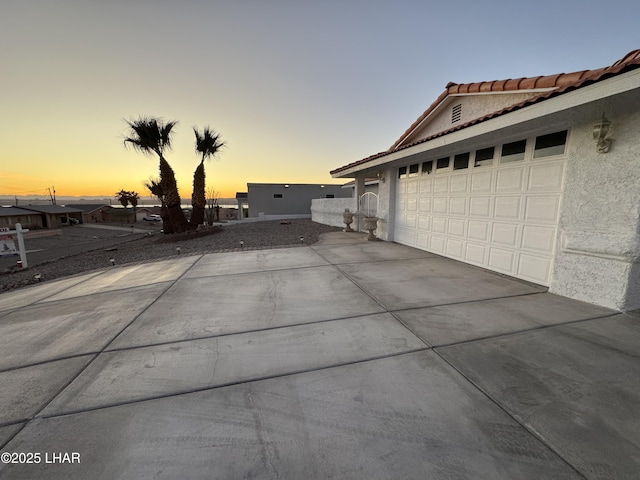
[159, 157, 189, 233]
[160, 201, 173, 234]
[190, 162, 206, 227]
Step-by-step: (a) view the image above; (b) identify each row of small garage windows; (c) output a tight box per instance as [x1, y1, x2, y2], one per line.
[398, 130, 568, 179]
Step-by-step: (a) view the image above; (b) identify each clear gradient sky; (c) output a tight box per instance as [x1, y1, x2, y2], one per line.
[2, 0, 639, 199]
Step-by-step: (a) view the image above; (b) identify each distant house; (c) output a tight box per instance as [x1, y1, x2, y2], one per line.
[0, 207, 43, 229]
[329, 49, 640, 311]
[19, 205, 84, 228]
[132, 207, 154, 222]
[103, 206, 152, 223]
[71, 204, 112, 223]
[244, 183, 351, 219]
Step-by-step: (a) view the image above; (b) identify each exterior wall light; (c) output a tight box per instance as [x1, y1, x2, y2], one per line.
[376, 171, 386, 183]
[109, 258, 115, 266]
[593, 114, 612, 153]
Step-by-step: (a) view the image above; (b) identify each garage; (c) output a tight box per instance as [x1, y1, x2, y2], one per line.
[394, 130, 568, 286]
[330, 50, 640, 310]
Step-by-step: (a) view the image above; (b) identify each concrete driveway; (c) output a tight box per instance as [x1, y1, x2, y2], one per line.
[0, 232, 638, 479]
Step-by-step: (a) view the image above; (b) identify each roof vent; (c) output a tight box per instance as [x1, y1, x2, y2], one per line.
[452, 104, 462, 123]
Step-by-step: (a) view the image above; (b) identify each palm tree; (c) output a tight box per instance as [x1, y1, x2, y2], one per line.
[144, 177, 172, 233]
[128, 191, 140, 223]
[191, 127, 225, 227]
[123, 117, 189, 233]
[115, 189, 130, 222]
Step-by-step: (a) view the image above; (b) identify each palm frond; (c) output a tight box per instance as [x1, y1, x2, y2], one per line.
[123, 116, 178, 157]
[193, 126, 225, 163]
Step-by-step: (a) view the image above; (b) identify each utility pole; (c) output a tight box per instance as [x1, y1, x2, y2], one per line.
[48, 186, 57, 205]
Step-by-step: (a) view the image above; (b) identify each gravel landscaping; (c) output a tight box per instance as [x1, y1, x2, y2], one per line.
[0, 219, 343, 293]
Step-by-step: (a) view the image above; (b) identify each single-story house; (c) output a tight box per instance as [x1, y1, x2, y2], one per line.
[15, 205, 83, 229]
[330, 49, 640, 311]
[100, 206, 155, 223]
[134, 207, 154, 222]
[0, 207, 44, 229]
[244, 183, 351, 219]
[70, 204, 112, 223]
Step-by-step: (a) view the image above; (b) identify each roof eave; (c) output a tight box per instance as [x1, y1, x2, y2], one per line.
[331, 68, 640, 178]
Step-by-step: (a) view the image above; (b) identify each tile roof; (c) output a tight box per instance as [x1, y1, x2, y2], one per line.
[331, 49, 640, 176]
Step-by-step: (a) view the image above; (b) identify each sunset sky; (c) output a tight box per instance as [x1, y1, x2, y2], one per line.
[2, 0, 639, 200]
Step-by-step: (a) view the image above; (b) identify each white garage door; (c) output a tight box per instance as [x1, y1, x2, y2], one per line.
[394, 132, 567, 286]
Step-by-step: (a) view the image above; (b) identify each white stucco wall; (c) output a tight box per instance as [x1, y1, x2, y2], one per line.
[367, 168, 394, 240]
[311, 198, 356, 228]
[550, 99, 640, 311]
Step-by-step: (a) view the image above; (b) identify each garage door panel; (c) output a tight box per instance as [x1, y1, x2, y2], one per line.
[469, 197, 491, 217]
[496, 167, 525, 192]
[432, 217, 447, 234]
[418, 197, 432, 212]
[471, 171, 493, 193]
[521, 225, 556, 253]
[491, 223, 519, 247]
[430, 236, 446, 254]
[433, 198, 448, 214]
[528, 162, 564, 191]
[448, 218, 466, 237]
[395, 227, 416, 246]
[418, 215, 431, 230]
[395, 154, 564, 287]
[417, 233, 430, 249]
[494, 196, 521, 220]
[524, 196, 560, 223]
[451, 175, 468, 193]
[446, 239, 464, 258]
[396, 195, 406, 212]
[468, 221, 489, 241]
[517, 253, 551, 284]
[465, 243, 486, 265]
[488, 247, 515, 273]
[434, 177, 448, 193]
[419, 179, 432, 194]
[449, 197, 466, 215]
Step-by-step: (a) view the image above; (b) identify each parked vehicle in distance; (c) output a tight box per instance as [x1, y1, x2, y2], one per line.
[143, 214, 161, 222]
